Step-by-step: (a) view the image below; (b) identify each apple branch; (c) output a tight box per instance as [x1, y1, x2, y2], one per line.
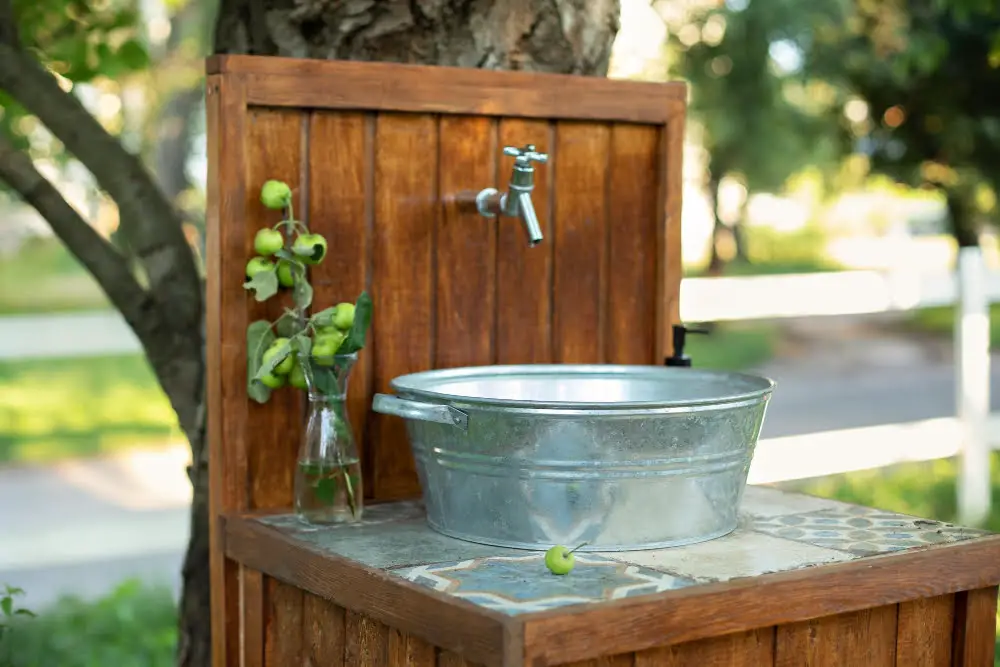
[0, 38, 202, 329]
[0, 133, 157, 335]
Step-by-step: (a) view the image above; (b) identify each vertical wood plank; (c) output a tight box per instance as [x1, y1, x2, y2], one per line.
[562, 654, 636, 667]
[435, 116, 497, 369]
[241, 568, 264, 667]
[634, 628, 773, 667]
[370, 113, 438, 500]
[495, 119, 554, 364]
[244, 107, 306, 509]
[388, 628, 437, 666]
[896, 595, 955, 666]
[606, 123, 660, 365]
[303, 593, 346, 667]
[775, 605, 898, 667]
[952, 586, 999, 666]
[307, 111, 374, 498]
[436, 649, 483, 666]
[661, 104, 685, 359]
[552, 121, 611, 364]
[263, 577, 304, 665]
[207, 72, 249, 667]
[345, 611, 390, 666]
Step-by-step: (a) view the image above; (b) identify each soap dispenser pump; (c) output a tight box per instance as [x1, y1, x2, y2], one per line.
[664, 324, 709, 367]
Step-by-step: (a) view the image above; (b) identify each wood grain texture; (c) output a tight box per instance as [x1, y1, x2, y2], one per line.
[495, 119, 553, 364]
[775, 606, 898, 667]
[436, 649, 482, 666]
[241, 567, 264, 667]
[635, 628, 774, 666]
[661, 101, 686, 359]
[563, 654, 635, 667]
[435, 116, 497, 368]
[388, 627, 437, 666]
[551, 121, 611, 364]
[952, 586, 999, 666]
[225, 515, 509, 666]
[206, 55, 686, 123]
[244, 107, 306, 510]
[606, 124, 660, 365]
[520, 536, 1000, 665]
[306, 110, 375, 497]
[896, 595, 954, 666]
[303, 592, 346, 667]
[369, 113, 438, 501]
[264, 577, 304, 665]
[346, 611, 389, 666]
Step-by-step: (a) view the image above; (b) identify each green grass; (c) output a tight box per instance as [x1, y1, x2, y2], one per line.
[1, 580, 177, 667]
[684, 322, 778, 371]
[906, 303, 1000, 349]
[779, 454, 1000, 664]
[0, 354, 180, 464]
[0, 238, 110, 315]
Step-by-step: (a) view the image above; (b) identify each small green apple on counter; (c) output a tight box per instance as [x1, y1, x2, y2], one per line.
[544, 542, 588, 575]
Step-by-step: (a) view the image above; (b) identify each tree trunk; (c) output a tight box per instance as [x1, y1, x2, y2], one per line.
[181, 2, 620, 666]
[946, 188, 981, 248]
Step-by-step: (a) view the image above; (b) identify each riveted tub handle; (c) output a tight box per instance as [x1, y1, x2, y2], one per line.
[372, 394, 469, 432]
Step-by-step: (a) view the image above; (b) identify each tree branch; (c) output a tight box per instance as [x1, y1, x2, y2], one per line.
[0, 38, 202, 329]
[0, 133, 156, 335]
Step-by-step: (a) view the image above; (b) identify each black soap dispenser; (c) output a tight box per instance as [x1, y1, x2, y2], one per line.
[664, 324, 709, 367]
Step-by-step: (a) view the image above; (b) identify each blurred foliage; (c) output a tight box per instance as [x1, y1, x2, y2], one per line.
[0, 237, 110, 314]
[685, 321, 778, 371]
[0, 580, 176, 667]
[800, 0, 1000, 245]
[905, 303, 1000, 348]
[0, 353, 179, 463]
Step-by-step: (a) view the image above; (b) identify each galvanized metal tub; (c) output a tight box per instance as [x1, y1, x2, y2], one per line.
[371, 364, 774, 551]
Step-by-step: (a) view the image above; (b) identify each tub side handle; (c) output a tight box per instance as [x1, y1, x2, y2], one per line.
[372, 394, 469, 432]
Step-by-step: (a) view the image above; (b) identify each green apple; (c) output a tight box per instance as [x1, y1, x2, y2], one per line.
[314, 329, 346, 353]
[332, 302, 356, 331]
[292, 233, 328, 265]
[260, 180, 292, 210]
[263, 338, 294, 374]
[276, 260, 297, 287]
[254, 228, 284, 256]
[311, 339, 338, 366]
[259, 371, 285, 389]
[288, 361, 308, 390]
[245, 256, 274, 279]
[544, 544, 581, 575]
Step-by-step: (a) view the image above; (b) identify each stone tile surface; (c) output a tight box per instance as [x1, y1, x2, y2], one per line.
[390, 554, 696, 615]
[604, 528, 853, 582]
[740, 484, 846, 518]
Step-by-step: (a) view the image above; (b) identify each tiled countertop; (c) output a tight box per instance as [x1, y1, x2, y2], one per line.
[253, 485, 992, 616]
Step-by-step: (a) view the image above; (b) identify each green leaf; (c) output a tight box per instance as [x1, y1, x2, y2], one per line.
[14, 609, 35, 617]
[291, 333, 312, 357]
[254, 339, 291, 381]
[275, 248, 297, 261]
[293, 279, 313, 310]
[243, 268, 279, 302]
[275, 313, 301, 338]
[2, 597, 12, 617]
[336, 291, 373, 355]
[116, 39, 150, 71]
[314, 477, 337, 505]
[4, 587, 24, 597]
[312, 366, 339, 395]
[246, 320, 275, 404]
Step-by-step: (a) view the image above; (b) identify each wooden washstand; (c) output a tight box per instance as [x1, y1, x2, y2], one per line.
[206, 55, 1000, 666]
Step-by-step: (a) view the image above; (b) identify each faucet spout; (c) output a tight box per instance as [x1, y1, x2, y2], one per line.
[514, 191, 543, 247]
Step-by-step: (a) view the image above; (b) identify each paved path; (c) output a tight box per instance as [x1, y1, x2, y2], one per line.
[0, 310, 140, 359]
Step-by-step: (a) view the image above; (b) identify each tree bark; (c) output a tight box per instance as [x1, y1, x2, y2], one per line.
[213, 0, 620, 75]
[946, 188, 981, 248]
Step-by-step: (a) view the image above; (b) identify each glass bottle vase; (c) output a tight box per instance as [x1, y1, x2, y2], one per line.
[294, 351, 364, 525]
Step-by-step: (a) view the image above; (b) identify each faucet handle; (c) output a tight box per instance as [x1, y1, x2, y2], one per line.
[503, 144, 549, 165]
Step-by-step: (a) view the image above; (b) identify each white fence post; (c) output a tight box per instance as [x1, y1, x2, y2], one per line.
[956, 246, 992, 525]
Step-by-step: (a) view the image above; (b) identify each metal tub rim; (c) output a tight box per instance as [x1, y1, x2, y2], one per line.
[387, 363, 776, 411]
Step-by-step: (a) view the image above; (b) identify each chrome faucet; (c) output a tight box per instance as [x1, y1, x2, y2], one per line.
[475, 144, 548, 247]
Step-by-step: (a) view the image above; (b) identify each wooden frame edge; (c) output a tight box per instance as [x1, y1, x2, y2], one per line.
[206, 54, 687, 123]
[224, 514, 514, 666]
[519, 535, 1000, 665]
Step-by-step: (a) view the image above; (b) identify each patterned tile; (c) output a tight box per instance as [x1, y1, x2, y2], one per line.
[751, 505, 991, 557]
[605, 528, 854, 582]
[390, 554, 696, 615]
